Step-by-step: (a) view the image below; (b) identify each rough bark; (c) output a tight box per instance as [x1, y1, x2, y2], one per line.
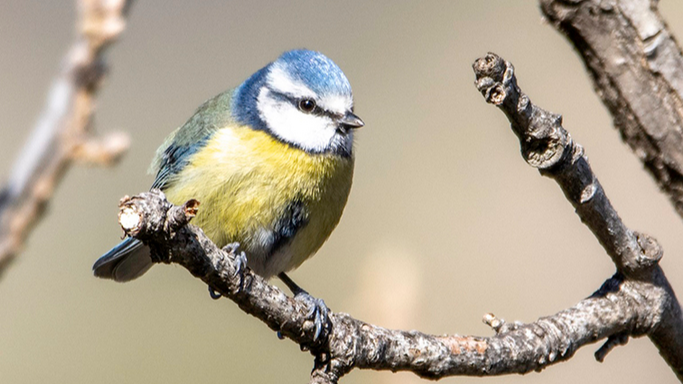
[0, 0, 132, 276]
[540, 0, 683, 219]
[111, 55, 683, 381]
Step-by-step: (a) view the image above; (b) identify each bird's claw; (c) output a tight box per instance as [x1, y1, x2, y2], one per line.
[208, 286, 221, 299]
[294, 291, 330, 342]
[207, 243, 247, 299]
[222, 242, 248, 293]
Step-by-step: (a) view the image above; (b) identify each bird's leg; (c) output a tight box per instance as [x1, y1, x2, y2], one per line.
[278, 272, 330, 342]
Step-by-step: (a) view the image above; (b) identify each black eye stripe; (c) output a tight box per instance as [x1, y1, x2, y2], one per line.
[266, 87, 341, 119]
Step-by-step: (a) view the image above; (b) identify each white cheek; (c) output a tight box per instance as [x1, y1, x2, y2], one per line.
[257, 89, 337, 152]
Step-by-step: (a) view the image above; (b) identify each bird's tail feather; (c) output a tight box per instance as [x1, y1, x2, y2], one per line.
[93, 237, 153, 282]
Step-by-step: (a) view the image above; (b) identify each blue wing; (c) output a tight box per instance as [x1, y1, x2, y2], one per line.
[92, 237, 152, 282]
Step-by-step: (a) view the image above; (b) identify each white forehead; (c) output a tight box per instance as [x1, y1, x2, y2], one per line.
[267, 64, 316, 99]
[318, 94, 353, 115]
[266, 64, 353, 115]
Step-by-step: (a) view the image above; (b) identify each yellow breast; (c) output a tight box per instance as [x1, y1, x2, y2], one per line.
[162, 125, 354, 277]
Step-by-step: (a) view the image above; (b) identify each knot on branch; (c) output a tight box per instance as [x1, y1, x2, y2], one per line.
[635, 232, 663, 269]
[473, 53, 570, 170]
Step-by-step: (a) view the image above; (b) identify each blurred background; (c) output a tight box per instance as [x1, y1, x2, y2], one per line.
[1, 1, 682, 383]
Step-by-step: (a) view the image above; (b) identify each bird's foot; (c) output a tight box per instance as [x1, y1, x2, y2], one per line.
[277, 272, 331, 343]
[206, 243, 248, 299]
[223, 242, 248, 293]
[294, 291, 330, 342]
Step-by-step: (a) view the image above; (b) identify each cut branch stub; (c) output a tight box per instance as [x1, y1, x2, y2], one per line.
[118, 191, 199, 239]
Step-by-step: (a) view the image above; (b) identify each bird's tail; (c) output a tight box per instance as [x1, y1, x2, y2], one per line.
[93, 237, 153, 282]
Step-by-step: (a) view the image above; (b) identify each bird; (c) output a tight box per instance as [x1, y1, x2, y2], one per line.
[92, 49, 363, 337]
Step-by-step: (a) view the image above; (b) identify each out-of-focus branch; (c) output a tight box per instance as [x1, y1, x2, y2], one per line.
[0, 0, 133, 275]
[540, 0, 683, 220]
[474, 53, 683, 380]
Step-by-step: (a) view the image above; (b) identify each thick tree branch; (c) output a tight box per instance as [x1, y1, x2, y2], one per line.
[540, 0, 683, 220]
[0, 0, 133, 275]
[474, 53, 683, 380]
[115, 52, 682, 380]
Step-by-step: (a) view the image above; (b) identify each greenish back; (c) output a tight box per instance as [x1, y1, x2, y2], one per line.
[149, 89, 236, 190]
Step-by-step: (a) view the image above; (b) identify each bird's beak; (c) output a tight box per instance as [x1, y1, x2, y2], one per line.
[339, 111, 364, 130]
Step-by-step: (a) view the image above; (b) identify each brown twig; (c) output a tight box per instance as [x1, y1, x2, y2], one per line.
[0, 0, 133, 276]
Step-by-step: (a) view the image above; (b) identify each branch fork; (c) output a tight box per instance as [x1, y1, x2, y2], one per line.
[115, 179, 677, 383]
[109, 54, 683, 381]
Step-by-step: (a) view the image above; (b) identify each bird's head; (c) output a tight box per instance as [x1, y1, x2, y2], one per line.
[234, 49, 363, 157]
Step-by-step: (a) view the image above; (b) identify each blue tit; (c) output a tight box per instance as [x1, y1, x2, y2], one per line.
[93, 50, 363, 328]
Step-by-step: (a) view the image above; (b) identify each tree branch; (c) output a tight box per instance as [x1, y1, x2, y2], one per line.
[474, 52, 683, 380]
[111, 52, 682, 380]
[0, 0, 133, 276]
[540, 0, 683, 220]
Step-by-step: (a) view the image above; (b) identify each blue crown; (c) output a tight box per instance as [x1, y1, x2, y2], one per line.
[275, 49, 352, 97]
[233, 49, 352, 131]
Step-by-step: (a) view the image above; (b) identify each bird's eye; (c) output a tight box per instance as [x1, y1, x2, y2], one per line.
[298, 99, 316, 113]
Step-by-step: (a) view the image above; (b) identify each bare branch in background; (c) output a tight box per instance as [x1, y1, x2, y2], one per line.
[540, 0, 683, 220]
[0, 0, 133, 275]
[114, 53, 682, 382]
